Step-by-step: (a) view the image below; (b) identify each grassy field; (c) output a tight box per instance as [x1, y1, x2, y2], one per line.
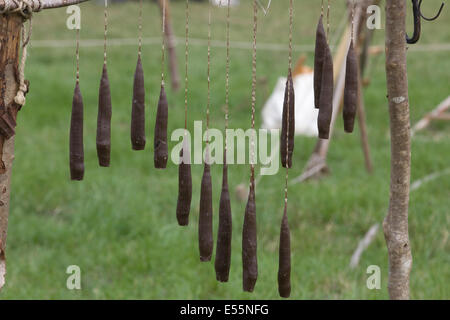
[0, 0, 449, 299]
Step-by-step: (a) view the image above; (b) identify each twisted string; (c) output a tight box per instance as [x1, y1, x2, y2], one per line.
[14, 12, 33, 106]
[103, 0, 108, 65]
[184, 0, 189, 131]
[351, 0, 355, 45]
[326, 0, 331, 42]
[76, 28, 80, 84]
[205, 2, 212, 151]
[138, 0, 143, 57]
[161, 0, 166, 85]
[224, 0, 230, 154]
[250, 0, 257, 181]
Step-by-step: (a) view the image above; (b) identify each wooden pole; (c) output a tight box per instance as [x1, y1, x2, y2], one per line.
[158, 0, 181, 92]
[383, 0, 412, 300]
[0, 13, 23, 290]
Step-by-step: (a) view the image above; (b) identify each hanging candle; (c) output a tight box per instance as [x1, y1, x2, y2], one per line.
[343, 2, 358, 133]
[96, 0, 112, 167]
[131, 0, 146, 150]
[278, 203, 291, 298]
[70, 29, 84, 181]
[215, 0, 232, 282]
[317, 0, 334, 139]
[243, 178, 257, 292]
[199, 156, 213, 261]
[280, 69, 295, 168]
[154, 0, 169, 169]
[176, 0, 193, 226]
[242, 0, 258, 293]
[199, 4, 214, 262]
[314, 2, 326, 109]
[215, 154, 232, 281]
[176, 138, 192, 226]
[154, 85, 168, 168]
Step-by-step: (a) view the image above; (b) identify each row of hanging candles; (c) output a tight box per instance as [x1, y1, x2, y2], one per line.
[68, 0, 358, 298]
[70, 0, 169, 181]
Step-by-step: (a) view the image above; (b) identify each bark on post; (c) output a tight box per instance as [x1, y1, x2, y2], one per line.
[383, 0, 413, 300]
[0, 13, 23, 290]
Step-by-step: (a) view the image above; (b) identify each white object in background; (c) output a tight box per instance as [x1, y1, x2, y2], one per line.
[262, 72, 319, 137]
[211, 0, 240, 7]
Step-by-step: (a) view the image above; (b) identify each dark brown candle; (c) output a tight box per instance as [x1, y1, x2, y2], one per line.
[343, 42, 358, 133]
[176, 140, 192, 226]
[317, 44, 334, 139]
[199, 162, 213, 262]
[242, 180, 257, 292]
[70, 82, 84, 181]
[278, 204, 291, 298]
[96, 64, 112, 167]
[131, 55, 146, 150]
[314, 15, 326, 109]
[215, 155, 232, 282]
[280, 70, 295, 168]
[154, 84, 168, 169]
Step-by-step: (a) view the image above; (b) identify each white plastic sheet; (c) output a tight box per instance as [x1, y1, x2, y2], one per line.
[262, 72, 319, 137]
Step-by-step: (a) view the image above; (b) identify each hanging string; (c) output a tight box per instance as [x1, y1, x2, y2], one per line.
[321, 0, 324, 17]
[103, 0, 108, 65]
[206, 2, 212, 147]
[225, 0, 230, 143]
[161, 0, 166, 85]
[184, 0, 189, 131]
[14, 17, 32, 106]
[326, 0, 331, 42]
[351, 0, 355, 45]
[76, 28, 80, 84]
[250, 0, 257, 178]
[138, 0, 143, 57]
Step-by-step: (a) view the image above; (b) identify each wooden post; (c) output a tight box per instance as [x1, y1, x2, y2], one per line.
[158, 0, 181, 92]
[383, 0, 412, 300]
[0, 13, 23, 290]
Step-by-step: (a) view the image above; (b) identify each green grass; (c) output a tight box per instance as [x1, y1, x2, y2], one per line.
[1, 0, 449, 299]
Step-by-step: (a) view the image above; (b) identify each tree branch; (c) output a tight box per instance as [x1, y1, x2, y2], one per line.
[0, 0, 90, 13]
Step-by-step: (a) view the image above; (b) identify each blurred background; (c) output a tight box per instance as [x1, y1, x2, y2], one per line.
[0, 0, 449, 299]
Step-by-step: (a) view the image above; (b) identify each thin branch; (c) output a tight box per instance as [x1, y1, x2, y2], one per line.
[349, 223, 380, 269]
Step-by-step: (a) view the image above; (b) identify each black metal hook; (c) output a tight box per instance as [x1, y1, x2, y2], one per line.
[419, 0, 445, 21]
[406, 0, 445, 44]
[406, 0, 421, 44]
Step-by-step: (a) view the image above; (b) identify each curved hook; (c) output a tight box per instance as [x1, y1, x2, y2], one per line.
[406, 0, 421, 44]
[419, 0, 445, 21]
